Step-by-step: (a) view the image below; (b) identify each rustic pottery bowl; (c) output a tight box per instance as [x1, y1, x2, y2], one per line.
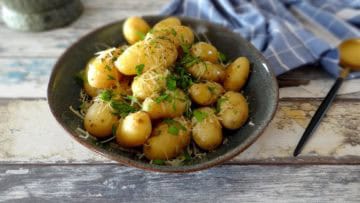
[48, 16, 278, 173]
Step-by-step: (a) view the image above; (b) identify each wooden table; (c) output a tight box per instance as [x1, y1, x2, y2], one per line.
[0, 0, 359, 202]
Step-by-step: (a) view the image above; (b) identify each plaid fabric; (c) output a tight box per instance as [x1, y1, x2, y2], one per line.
[161, 0, 360, 78]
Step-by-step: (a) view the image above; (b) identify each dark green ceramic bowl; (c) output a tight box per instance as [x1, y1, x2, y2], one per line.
[48, 16, 278, 173]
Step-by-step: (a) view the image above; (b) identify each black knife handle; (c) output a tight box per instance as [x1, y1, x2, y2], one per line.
[293, 77, 344, 157]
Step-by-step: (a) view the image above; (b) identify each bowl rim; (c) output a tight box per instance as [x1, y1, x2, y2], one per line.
[47, 15, 279, 173]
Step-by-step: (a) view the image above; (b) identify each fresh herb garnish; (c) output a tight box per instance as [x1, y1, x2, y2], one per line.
[181, 54, 201, 67]
[135, 64, 145, 76]
[166, 75, 177, 91]
[216, 97, 228, 113]
[124, 95, 142, 107]
[193, 110, 208, 122]
[105, 64, 112, 71]
[173, 66, 194, 90]
[135, 31, 146, 40]
[180, 44, 191, 54]
[170, 28, 177, 36]
[207, 86, 216, 93]
[219, 52, 227, 63]
[99, 90, 113, 102]
[168, 125, 180, 135]
[107, 75, 116, 80]
[110, 100, 136, 117]
[164, 118, 187, 135]
[154, 92, 170, 103]
[152, 159, 165, 165]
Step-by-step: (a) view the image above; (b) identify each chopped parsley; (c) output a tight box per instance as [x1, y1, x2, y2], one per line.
[179, 44, 201, 68]
[207, 86, 216, 94]
[180, 44, 191, 54]
[152, 159, 165, 165]
[216, 97, 228, 113]
[170, 28, 177, 36]
[135, 64, 145, 76]
[124, 95, 142, 107]
[181, 54, 201, 67]
[168, 125, 180, 135]
[218, 52, 227, 63]
[166, 75, 177, 91]
[173, 66, 194, 90]
[107, 75, 116, 80]
[154, 92, 170, 103]
[99, 90, 113, 102]
[135, 31, 146, 40]
[110, 100, 137, 117]
[105, 64, 112, 71]
[164, 118, 187, 136]
[193, 110, 208, 122]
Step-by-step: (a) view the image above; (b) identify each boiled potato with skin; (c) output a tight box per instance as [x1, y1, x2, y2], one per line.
[145, 25, 194, 47]
[142, 89, 189, 119]
[84, 100, 118, 138]
[123, 16, 150, 44]
[224, 57, 250, 91]
[87, 48, 122, 89]
[153, 16, 181, 29]
[189, 81, 224, 105]
[83, 58, 99, 97]
[187, 61, 225, 82]
[116, 111, 152, 147]
[111, 76, 133, 95]
[131, 68, 170, 100]
[190, 42, 219, 63]
[217, 91, 249, 129]
[115, 39, 177, 75]
[192, 107, 222, 151]
[144, 117, 191, 160]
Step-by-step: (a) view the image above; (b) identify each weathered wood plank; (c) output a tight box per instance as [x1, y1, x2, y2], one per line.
[0, 165, 359, 202]
[1, 58, 360, 98]
[0, 0, 169, 57]
[0, 99, 359, 164]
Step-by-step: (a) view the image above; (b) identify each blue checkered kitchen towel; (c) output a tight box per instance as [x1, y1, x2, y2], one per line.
[162, 0, 360, 79]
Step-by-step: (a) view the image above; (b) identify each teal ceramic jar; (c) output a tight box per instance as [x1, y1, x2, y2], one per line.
[1, 0, 83, 31]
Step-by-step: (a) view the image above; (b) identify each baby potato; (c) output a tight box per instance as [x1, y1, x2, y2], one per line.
[115, 39, 177, 75]
[83, 58, 99, 97]
[217, 91, 249, 129]
[144, 117, 191, 160]
[153, 16, 181, 30]
[131, 68, 170, 100]
[189, 81, 224, 105]
[123, 16, 150, 44]
[187, 61, 225, 82]
[87, 48, 122, 89]
[142, 89, 189, 119]
[192, 107, 223, 151]
[111, 76, 133, 95]
[190, 42, 219, 63]
[84, 80, 99, 97]
[116, 111, 152, 147]
[84, 100, 118, 138]
[224, 57, 250, 91]
[145, 25, 194, 47]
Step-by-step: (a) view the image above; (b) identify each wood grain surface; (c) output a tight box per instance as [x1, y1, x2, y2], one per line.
[0, 99, 359, 164]
[1, 165, 359, 202]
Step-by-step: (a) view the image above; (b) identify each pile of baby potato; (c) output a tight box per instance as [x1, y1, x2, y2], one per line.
[80, 16, 250, 162]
